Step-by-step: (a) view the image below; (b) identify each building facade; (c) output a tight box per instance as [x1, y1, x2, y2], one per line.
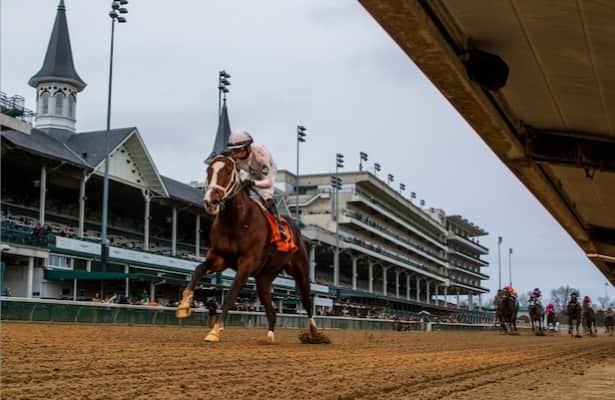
[276, 170, 490, 314]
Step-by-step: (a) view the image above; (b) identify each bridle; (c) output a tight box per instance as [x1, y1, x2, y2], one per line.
[206, 156, 243, 208]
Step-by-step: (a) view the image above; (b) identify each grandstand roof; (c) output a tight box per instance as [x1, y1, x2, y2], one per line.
[161, 176, 203, 208]
[2, 128, 88, 167]
[28, 0, 86, 91]
[1, 126, 205, 210]
[67, 127, 134, 167]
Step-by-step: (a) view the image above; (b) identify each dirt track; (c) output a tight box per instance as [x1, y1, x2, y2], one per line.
[2, 323, 614, 399]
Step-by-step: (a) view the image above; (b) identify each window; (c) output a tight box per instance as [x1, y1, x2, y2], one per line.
[41, 91, 50, 114]
[55, 92, 65, 115]
[49, 255, 71, 270]
[68, 95, 76, 118]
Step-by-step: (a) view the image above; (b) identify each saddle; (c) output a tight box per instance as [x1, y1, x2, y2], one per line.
[255, 202, 298, 253]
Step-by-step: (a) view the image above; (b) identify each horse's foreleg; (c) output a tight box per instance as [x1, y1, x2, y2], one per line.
[205, 269, 250, 342]
[176, 262, 208, 319]
[177, 254, 225, 319]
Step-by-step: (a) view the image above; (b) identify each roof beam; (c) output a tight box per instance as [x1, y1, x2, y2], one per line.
[526, 128, 615, 174]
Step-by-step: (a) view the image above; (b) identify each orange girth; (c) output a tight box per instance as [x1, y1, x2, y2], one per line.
[262, 212, 298, 253]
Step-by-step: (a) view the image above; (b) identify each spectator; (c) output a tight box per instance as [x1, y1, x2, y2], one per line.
[32, 224, 42, 244]
[92, 292, 101, 302]
[141, 290, 150, 304]
[104, 292, 118, 304]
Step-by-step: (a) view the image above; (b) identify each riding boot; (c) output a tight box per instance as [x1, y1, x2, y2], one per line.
[265, 198, 287, 240]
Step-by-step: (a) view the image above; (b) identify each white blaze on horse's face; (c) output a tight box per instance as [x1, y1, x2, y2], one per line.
[204, 161, 225, 215]
[203, 156, 238, 215]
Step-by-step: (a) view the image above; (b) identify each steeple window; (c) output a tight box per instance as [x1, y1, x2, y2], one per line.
[68, 95, 76, 118]
[41, 91, 50, 114]
[54, 92, 65, 115]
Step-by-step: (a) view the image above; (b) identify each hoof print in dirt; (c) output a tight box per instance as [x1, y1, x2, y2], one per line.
[299, 331, 331, 344]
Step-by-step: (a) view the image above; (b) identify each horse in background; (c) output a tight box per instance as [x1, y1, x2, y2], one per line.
[545, 303, 557, 332]
[176, 155, 321, 343]
[497, 291, 518, 334]
[582, 302, 596, 336]
[528, 297, 545, 335]
[566, 297, 582, 337]
[605, 308, 614, 336]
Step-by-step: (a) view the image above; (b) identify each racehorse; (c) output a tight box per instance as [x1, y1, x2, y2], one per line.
[566, 300, 582, 337]
[528, 297, 545, 335]
[605, 310, 614, 336]
[497, 292, 518, 334]
[175, 155, 319, 343]
[546, 308, 557, 332]
[582, 303, 596, 336]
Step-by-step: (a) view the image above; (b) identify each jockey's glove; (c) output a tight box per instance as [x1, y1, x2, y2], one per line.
[243, 179, 255, 189]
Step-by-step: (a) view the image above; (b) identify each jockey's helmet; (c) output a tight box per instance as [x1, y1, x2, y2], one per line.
[227, 130, 254, 153]
[570, 291, 578, 297]
[533, 288, 541, 296]
[504, 285, 512, 292]
[583, 295, 591, 303]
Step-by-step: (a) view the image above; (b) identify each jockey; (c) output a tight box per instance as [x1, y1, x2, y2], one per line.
[226, 130, 286, 239]
[569, 291, 579, 303]
[530, 288, 542, 304]
[545, 303, 555, 314]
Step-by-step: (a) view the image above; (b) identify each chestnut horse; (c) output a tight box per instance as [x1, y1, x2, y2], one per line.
[176, 155, 318, 343]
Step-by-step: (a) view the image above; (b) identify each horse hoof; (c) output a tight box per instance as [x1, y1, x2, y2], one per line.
[205, 332, 220, 342]
[176, 307, 191, 319]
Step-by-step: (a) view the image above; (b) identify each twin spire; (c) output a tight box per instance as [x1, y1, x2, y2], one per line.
[29, 0, 85, 132]
[28, 0, 231, 153]
[29, 0, 85, 91]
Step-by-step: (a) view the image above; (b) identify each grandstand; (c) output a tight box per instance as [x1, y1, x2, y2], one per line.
[1, 1, 492, 324]
[276, 171, 491, 322]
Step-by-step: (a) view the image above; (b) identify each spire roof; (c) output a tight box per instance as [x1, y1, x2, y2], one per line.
[29, 1, 86, 91]
[205, 100, 232, 164]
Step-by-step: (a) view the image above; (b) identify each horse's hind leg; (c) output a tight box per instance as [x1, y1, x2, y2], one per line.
[288, 261, 318, 335]
[256, 274, 276, 343]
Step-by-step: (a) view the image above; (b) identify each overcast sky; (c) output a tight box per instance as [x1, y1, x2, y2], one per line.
[1, 0, 612, 303]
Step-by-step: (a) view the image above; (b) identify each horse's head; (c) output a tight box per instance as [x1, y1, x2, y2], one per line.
[203, 155, 240, 215]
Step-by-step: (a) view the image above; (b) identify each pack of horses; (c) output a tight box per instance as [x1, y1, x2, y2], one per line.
[175, 155, 322, 343]
[496, 292, 611, 337]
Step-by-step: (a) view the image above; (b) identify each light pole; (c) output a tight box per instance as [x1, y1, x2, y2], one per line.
[218, 70, 231, 116]
[387, 174, 394, 186]
[101, 0, 128, 272]
[359, 152, 368, 171]
[508, 247, 513, 286]
[497, 236, 502, 289]
[296, 125, 306, 223]
[332, 153, 344, 287]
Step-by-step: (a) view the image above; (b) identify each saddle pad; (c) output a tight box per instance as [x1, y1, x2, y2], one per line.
[262, 212, 298, 253]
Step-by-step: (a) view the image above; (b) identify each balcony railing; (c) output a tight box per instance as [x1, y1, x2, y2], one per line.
[448, 247, 489, 266]
[450, 263, 489, 280]
[338, 233, 448, 280]
[343, 209, 448, 267]
[448, 231, 488, 253]
[351, 189, 447, 248]
[1, 222, 55, 248]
